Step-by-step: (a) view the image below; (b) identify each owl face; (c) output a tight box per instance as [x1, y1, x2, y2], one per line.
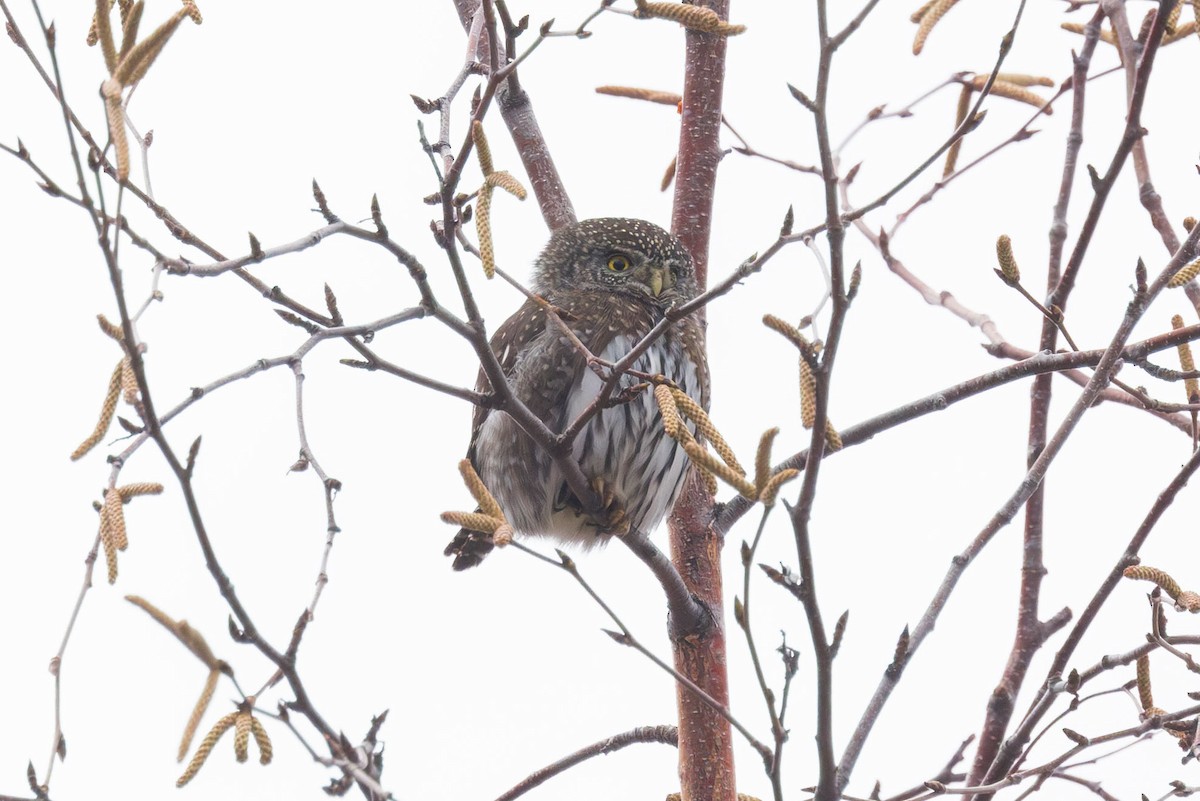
[533, 218, 698, 308]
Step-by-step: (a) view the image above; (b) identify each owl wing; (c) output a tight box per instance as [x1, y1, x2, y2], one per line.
[465, 297, 547, 465]
[448, 300, 548, 571]
[449, 297, 578, 570]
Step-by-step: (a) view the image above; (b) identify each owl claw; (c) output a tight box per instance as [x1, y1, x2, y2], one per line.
[602, 509, 631, 537]
[589, 478, 632, 537]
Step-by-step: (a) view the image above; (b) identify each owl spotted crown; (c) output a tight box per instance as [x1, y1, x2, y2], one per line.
[532, 218, 696, 306]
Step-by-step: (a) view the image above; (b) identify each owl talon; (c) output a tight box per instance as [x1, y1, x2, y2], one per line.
[589, 478, 632, 537]
[603, 509, 631, 537]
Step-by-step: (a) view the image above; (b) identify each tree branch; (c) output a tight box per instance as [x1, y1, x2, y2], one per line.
[493, 725, 678, 801]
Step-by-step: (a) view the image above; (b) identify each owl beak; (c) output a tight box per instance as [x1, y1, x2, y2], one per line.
[646, 266, 674, 297]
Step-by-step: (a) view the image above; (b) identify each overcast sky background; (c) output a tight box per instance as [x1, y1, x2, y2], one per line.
[3, 2, 1200, 800]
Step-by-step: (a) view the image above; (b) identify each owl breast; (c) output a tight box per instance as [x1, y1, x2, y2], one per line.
[476, 332, 701, 547]
[553, 334, 701, 544]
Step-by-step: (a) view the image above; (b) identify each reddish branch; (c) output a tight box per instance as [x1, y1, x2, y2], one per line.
[978, 398, 1200, 791]
[969, 4, 1174, 795]
[964, 10, 1102, 790]
[666, 2, 736, 800]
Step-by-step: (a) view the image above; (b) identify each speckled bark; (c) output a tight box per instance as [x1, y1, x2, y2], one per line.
[668, 4, 734, 800]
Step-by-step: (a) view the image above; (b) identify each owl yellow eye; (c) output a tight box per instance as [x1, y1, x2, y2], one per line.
[607, 255, 631, 272]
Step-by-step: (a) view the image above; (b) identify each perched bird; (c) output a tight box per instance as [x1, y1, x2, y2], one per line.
[445, 218, 710, 570]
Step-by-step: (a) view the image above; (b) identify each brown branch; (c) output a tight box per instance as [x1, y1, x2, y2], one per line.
[934, 702, 1200, 797]
[729, 215, 1197, 791]
[987, 342, 1191, 431]
[737, 508, 789, 797]
[109, 296, 360, 790]
[1104, 0, 1200, 313]
[979, 440, 1200, 788]
[880, 734, 973, 801]
[970, 4, 1180, 794]
[451, 0, 576, 229]
[965, 12, 1103, 790]
[493, 725, 678, 801]
[510, 542, 769, 761]
[715, 327, 1200, 536]
[0, 7, 342, 331]
[838, 2, 1030, 228]
[796, 3, 864, 798]
[890, 76, 1066, 235]
[1049, 0, 1170, 315]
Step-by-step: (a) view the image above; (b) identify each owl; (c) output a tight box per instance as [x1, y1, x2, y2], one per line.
[445, 218, 710, 570]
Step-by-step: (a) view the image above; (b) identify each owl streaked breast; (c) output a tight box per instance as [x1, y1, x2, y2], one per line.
[476, 327, 701, 546]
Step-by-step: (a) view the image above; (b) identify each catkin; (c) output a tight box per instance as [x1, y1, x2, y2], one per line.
[910, 0, 938, 23]
[118, 482, 163, 499]
[103, 488, 128, 551]
[1136, 654, 1154, 710]
[1166, 0, 1183, 34]
[655, 385, 684, 440]
[177, 712, 237, 786]
[825, 420, 844, 452]
[995, 235, 1021, 284]
[458, 460, 503, 519]
[595, 86, 682, 106]
[1123, 564, 1184, 601]
[233, 711, 251, 763]
[115, 8, 189, 86]
[944, 85, 972, 177]
[1168, 258, 1200, 288]
[1171, 315, 1199, 404]
[635, 2, 746, 35]
[759, 468, 799, 507]
[970, 78, 1053, 114]
[440, 511, 503, 534]
[249, 716, 273, 764]
[670, 388, 744, 475]
[485, 170, 527, 199]
[117, 1, 145, 63]
[913, 0, 962, 54]
[178, 668, 220, 762]
[476, 184, 495, 279]
[681, 440, 756, 499]
[472, 120, 493, 175]
[800, 355, 817, 429]
[101, 81, 130, 181]
[754, 428, 779, 495]
[72, 361, 123, 461]
[992, 72, 1054, 87]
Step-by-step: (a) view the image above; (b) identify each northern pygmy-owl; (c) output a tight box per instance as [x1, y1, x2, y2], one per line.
[445, 218, 710, 570]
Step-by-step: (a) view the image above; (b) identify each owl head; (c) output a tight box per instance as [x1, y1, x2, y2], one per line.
[532, 218, 698, 307]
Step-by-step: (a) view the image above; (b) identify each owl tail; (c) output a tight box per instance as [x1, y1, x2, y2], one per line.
[444, 520, 495, 571]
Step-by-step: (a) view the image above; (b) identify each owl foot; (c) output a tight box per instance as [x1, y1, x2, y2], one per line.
[444, 527, 495, 571]
[588, 477, 631, 537]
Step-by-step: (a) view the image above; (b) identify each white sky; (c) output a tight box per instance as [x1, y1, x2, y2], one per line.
[3, 2, 1200, 800]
